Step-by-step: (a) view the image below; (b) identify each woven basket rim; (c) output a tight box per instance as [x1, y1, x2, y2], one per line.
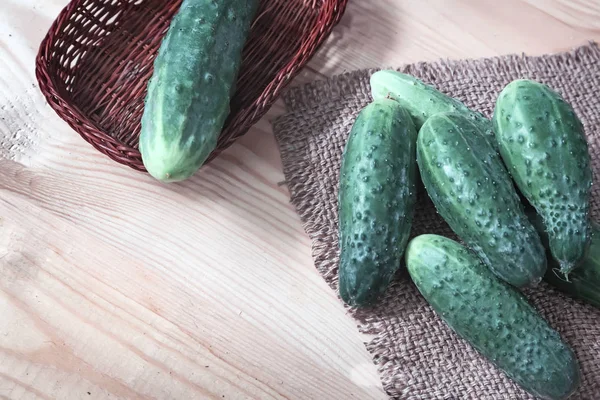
[35, 0, 349, 173]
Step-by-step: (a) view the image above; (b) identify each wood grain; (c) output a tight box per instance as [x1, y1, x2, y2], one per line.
[0, 157, 387, 400]
[303, 0, 600, 80]
[1, 0, 600, 399]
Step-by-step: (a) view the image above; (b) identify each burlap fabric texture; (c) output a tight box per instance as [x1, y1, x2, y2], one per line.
[272, 42, 600, 399]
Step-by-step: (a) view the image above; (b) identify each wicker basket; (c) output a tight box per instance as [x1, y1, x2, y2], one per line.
[35, 0, 348, 172]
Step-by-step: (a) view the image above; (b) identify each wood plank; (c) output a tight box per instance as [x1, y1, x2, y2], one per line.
[304, 0, 600, 80]
[0, 159, 386, 399]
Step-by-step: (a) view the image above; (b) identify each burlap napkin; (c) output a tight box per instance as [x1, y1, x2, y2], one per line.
[272, 42, 600, 399]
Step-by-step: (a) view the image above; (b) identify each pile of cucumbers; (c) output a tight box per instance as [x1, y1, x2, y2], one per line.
[338, 70, 596, 399]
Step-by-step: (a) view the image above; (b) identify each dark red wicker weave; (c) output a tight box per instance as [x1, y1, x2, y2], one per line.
[35, 0, 348, 172]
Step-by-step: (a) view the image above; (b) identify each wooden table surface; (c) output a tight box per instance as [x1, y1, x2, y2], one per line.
[1, 1, 599, 399]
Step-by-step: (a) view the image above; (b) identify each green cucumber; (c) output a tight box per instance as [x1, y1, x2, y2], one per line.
[416, 112, 546, 288]
[406, 234, 580, 400]
[338, 98, 418, 307]
[139, 0, 259, 182]
[369, 70, 497, 150]
[527, 209, 600, 308]
[493, 79, 593, 275]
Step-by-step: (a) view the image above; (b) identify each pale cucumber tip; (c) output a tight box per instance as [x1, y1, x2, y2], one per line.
[142, 155, 199, 183]
[140, 145, 206, 183]
[145, 166, 196, 183]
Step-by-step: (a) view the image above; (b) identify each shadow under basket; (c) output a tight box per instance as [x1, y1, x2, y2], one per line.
[35, 0, 348, 172]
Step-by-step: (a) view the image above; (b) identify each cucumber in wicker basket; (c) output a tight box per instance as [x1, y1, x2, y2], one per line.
[139, 0, 259, 182]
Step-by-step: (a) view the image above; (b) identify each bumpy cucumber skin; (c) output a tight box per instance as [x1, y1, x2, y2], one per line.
[369, 70, 497, 150]
[527, 209, 600, 308]
[139, 0, 259, 182]
[338, 99, 418, 307]
[416, 112, 546, 288]
[493, 79, 593, 274]
[406, 234, 580, 400]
